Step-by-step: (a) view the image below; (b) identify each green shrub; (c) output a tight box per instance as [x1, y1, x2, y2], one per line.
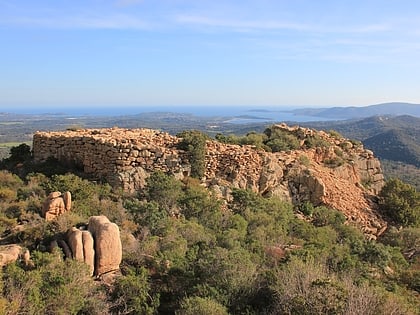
[176, 296, 228, 315]
[271, 257, 347, 315]
[304, 135, 331, 148]
[0, 171, 23, 189]
[324, 157, 345, 168]
[145, 171, 182, 211]
[110, 266, 159, 314]
[0, 188, 16, 202]
[177, 130, 208, 179]
[379, 179, 420, 227]
[264, 127, 300, 151]
[2, 251, 98, 314]
[312, 206, 346, 227]
[329, 130, 343, 139]
[299, 155, 311, 167]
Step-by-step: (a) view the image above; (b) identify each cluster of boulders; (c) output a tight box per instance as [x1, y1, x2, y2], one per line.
[0, 244, 32, 267]
[1, 187, 122, 276]
[53, 215, 122, 277]
[42, 191, 72, 221]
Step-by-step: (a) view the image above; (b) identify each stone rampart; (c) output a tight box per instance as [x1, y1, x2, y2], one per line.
[33, 128, 189, 192]
[33, 126, 387, 236]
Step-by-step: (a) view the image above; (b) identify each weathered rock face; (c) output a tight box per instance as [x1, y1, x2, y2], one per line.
[60, 216, 122, 277]
[33, 125, 387, 236]
[42, 191, 72, 221]
[0, 244, 22, 266]
[88, 216, 122, 277]
[0, 244, 31, 267]
[67, 227, 84, 262]
[81, 230, 95, 276]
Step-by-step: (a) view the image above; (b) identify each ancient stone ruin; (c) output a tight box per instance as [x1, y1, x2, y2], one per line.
[33, 125, 386, 237]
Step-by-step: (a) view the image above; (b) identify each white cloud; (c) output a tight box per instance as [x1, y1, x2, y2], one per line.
[175, 14, 311, 32]
[174, 13, 391, 36]
[3, 14, 151, 30]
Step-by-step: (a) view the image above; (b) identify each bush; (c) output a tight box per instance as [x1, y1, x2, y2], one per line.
[145, 171, 182, 212]
[271, 257, 347, 315]
[2, 251, 99, 314]
[329, 130, 343, 139]
[177, 130, 208, 179]
[312, 206, 346, 227]
[299, 155, 311, 167]
[110, 266, 159, 315]
[264, 127, 300, 152]
[176, 296, 228, 315]
[379, 179, 420, 227]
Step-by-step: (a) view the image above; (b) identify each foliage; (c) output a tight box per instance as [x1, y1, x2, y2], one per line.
[299, 154, 311, 167]
[110, 266, 159, 315]
[329, 129, 343, 139]
[271, 258, 349, 315]
[379, 178, 420, 227]
[214, 125, 339, 153]
[0, 165, 419, 314]
[304, 134, 331, 148]
[177, 130, 208, 178]
[144, 171, 182, 212]
[176, 296, 228, 315]
[178, 178, 222, 225]
[312, 206, 346, 227]
[1, 251, 103, 315]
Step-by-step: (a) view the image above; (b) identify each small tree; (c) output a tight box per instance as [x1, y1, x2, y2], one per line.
[379, 179, 420, 227]
[110, 266, 159, 314]
[145, 171, 182, 211]
[177, 130, 208, 179]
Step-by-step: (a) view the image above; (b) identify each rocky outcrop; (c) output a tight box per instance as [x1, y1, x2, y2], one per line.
[0, 244, 31, 267]
[33, 125, 386, 236]
[42, 191, 72, 221]
[56, 216, 122, 277]
[82, 230, 95, 276]
[88, 216, 122, 277]
[67, 227, 84, 262]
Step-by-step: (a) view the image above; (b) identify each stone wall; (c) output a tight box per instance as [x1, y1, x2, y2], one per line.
[33, 125, 387, 236]
[33, 128, 189, 192]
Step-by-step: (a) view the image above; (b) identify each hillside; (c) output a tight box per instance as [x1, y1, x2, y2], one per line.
[1, 124, 419, 314]
[304, 115, 420, 168]
[292, 102, 420, 119]
[364, 129, 420, 167]
[32, 124, 387, 237]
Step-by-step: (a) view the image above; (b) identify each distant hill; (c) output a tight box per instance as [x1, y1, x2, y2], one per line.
[292, 102, 420, 119]
[304, 115, 420, 168]
[364, 129, 420, 167]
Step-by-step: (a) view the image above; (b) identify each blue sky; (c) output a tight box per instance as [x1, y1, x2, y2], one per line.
[1, 0, 420, 110]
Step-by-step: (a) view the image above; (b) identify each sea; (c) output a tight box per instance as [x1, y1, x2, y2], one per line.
[1, 105, 335, 124]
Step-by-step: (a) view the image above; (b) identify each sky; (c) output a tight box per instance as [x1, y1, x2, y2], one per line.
[1, 0, 420, 110]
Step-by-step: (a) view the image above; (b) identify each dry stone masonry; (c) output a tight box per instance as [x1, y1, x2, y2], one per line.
[33, 128, 187, 192]
[33, 125, 386, 237]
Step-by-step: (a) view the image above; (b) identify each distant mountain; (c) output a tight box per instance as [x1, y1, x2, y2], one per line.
[303, 115, 420, 167]
[291, 102, 420, 119]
